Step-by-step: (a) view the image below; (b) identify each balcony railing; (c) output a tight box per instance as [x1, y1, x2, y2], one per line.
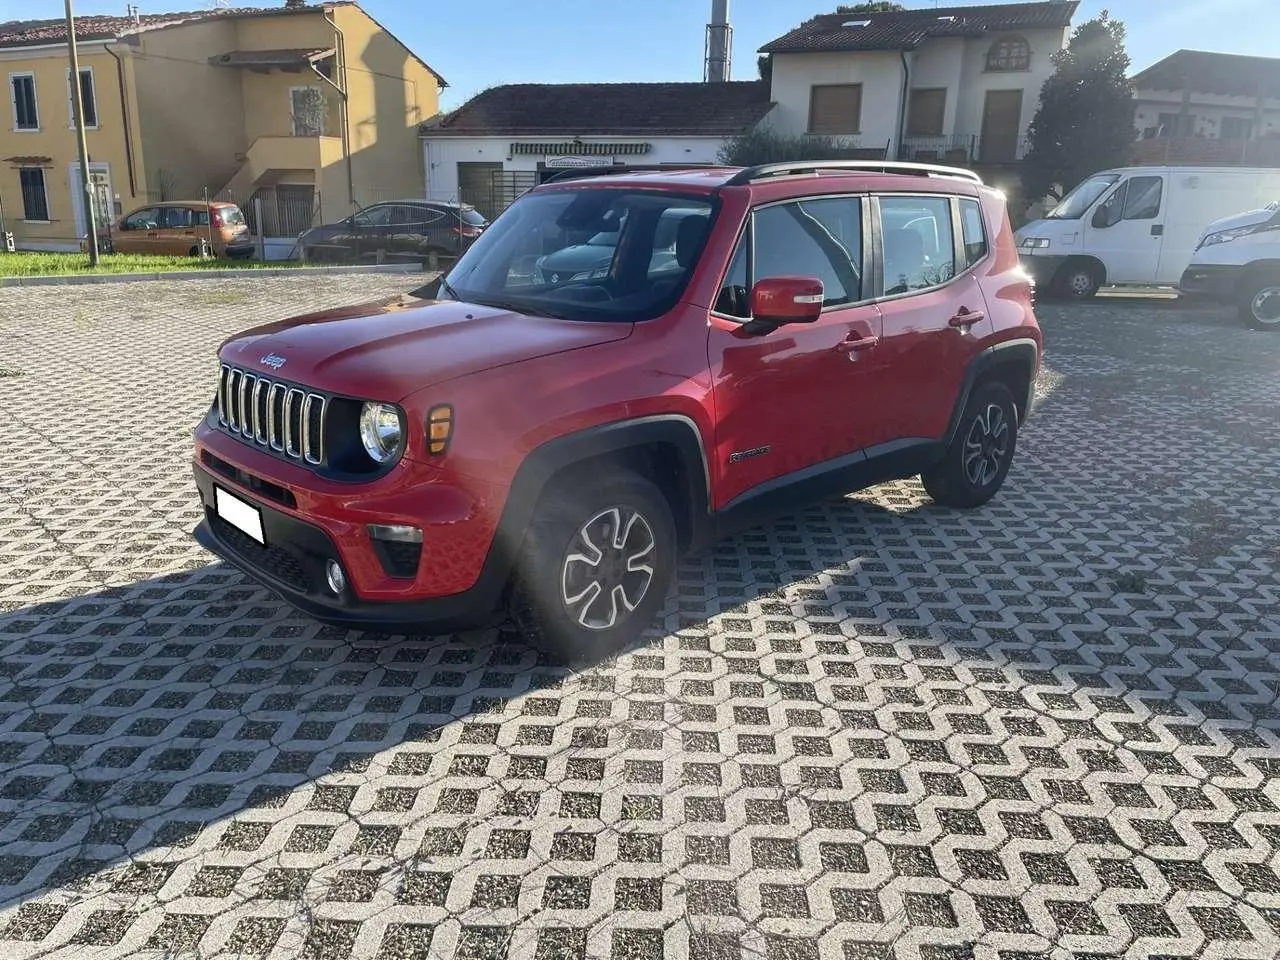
[897, 134, 976, 165]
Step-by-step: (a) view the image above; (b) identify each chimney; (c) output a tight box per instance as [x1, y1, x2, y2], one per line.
[704, 0, 732, 83]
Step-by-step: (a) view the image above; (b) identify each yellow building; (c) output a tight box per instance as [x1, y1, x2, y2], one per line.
[1, 2, 443, 251]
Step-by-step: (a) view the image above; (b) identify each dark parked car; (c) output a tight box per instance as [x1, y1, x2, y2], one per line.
[298, 200, 487, 263]
[534, 206, 706, 284]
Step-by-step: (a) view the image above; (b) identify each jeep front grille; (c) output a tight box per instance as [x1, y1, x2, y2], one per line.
[216, 364, 327, 465]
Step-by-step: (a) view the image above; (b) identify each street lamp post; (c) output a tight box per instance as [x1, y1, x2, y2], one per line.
[65, 0, 99, 266]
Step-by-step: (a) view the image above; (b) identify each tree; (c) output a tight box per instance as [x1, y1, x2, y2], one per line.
[836, 2, 905, 12]
[1021, 13, 1135, 202]
[757, 54, 771, 84]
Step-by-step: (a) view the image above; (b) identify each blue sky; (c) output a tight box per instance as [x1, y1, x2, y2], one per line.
[11, 0, 1280, 110]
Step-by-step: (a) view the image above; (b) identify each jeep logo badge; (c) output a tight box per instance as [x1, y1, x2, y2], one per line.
[260, 353, 286, 370]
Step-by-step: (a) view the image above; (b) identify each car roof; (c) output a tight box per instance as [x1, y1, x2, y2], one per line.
[147, 200, 240, 208]
[370, 198, 473, 208]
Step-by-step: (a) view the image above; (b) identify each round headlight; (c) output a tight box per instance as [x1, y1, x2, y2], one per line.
[359, 402, 403, 464]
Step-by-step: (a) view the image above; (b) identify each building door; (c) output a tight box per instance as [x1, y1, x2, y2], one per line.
[456, 162, 504, 219]
[69, 162, 112, 239]
[978, 90, 1023, 163]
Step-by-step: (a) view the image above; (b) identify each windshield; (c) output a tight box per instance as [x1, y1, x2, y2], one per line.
[441, 188, 715, 322]
[217, 207, 247, 226]
[1046, 174, 1121, 220]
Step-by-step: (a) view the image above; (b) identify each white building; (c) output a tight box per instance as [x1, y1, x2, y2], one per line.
[759, 1, 1077, 167]
[418, 82, 774, 217]
[1130, 50, 1280, 166]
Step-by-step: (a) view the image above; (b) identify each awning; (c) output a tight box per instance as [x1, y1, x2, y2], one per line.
[209, 48, 335, 69]
[509, 141, 651, 157]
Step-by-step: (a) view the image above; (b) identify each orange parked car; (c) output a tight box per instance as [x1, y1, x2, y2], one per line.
[87, 200, 255, 258]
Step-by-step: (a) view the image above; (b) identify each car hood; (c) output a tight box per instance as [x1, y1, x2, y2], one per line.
[218, 293, 632, 400]
[1198, 203, 1278, 238]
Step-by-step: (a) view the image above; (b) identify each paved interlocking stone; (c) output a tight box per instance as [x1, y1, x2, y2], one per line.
[1, 279, 1278, 960]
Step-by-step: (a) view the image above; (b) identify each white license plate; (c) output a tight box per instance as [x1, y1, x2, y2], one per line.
[215, 486, 264, 544]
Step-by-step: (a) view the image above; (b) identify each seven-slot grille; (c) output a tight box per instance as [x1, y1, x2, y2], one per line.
[216, 364, 327, 465]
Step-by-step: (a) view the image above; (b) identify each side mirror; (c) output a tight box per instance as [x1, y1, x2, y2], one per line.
[742, 276, 824, 335]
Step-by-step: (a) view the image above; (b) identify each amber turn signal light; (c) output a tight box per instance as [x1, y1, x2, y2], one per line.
[427, 404, 454, 454]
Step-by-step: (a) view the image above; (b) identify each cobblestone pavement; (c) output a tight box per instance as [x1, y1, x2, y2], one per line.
[0, 277, 1278, 960]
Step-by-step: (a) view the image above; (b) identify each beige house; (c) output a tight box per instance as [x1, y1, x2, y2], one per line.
[1, 2, 443, 252]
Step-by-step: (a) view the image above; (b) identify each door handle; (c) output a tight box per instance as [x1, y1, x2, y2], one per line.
[836, 335, 879, 353]
[1151, 224, 1164, 237]
[948, 308, 985, 328]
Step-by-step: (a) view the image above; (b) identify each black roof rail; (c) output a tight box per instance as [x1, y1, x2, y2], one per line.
[543, 163, 725, 184]
[723, 160, 983, 187]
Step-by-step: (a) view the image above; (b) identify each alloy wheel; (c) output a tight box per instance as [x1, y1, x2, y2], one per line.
[560, 506, 656, 631]
[962, 403, 1010, 489]
[1251, 286, 1280, 325]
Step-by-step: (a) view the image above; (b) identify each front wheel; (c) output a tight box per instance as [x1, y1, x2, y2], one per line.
[922, 382, 1019, 509]
[1239, 276, 1280, 330]
[509, 469, 676, 665]
[1055, 262, 1101, 300]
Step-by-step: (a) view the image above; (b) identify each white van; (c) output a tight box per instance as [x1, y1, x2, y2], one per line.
[1179, 201, 1280, 328]
[1014, 165, 1280, 299]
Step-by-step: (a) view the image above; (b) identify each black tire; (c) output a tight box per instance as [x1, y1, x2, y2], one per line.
[1054, 261, 1102, 300]
[1238, 275, 1280, 330]
[508, 468, 676, 665]
[922, 381, 1019, 509]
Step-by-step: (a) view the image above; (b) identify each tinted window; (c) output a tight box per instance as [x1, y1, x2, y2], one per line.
[442, 188, 715, 323]
[122, 208, 159, 230]
[1123, 176, 1163, 220]
[880, 196, 955, 294]
[715, 236, 749, 318]
[160, 207, 192, 228]
[754, 197, 862, 307]
[959, 199, 988, 269]
[355, 205, 394, 227]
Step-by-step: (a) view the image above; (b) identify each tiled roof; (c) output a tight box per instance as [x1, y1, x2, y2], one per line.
[209, 47, 335, 67]
[422, 82, 774, 138]
[760, 1, 1079, 55]
[1132, 49, 1280, 99]
[0, 8, 252, 47]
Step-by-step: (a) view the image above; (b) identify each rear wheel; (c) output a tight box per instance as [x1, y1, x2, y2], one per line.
[1055, 261, 1102, 300]
[509, 468, 676, 665]
[1239, 275, 1280, 330]
[922, 381, 1019, 509]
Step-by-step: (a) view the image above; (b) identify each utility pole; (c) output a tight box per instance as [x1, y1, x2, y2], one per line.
[65, 0, 99, 265]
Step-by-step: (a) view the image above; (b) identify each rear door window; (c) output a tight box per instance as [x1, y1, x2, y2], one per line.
[879, 196, 956, 294]
[160, 207, 192, 228]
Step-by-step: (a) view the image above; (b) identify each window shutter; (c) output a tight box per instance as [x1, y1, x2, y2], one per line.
[808, 84, 862, 135]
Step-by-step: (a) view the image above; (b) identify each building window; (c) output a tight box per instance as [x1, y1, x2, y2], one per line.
[907, 88, 947, 136]
[19, 167, 50, 221]
[290, 87, 327, 137]
[1221, 116, 1254, 140]
[986, 36, 1031, 72]
[808, 83, 862, 134]
[1157, 112, 1196, 137]
[10, 73, 39, 130]
[68, 68, 97, 128]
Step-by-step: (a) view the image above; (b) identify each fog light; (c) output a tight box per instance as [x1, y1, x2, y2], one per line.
[368, 523, 423, 543]
[325, 559, 346, 595]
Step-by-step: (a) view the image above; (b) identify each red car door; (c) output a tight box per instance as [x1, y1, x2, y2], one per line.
[707, 195, 884, 509]
[868, 194, 993, 446]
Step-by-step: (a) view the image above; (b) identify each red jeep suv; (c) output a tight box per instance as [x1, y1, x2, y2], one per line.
[193, 161, 1041, 662]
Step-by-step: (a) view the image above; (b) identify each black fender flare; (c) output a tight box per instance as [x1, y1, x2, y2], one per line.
[943, 338, 1039, 446]
[486, 414, 714, 582]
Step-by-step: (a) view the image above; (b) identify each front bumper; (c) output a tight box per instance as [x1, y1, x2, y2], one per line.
[193, 462, 499, 633]
[1018, 253, 1069, 289]
[1178, 263, 1240, 303]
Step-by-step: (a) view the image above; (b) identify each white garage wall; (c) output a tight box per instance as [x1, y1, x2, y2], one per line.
[421, 136, 734, 200]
